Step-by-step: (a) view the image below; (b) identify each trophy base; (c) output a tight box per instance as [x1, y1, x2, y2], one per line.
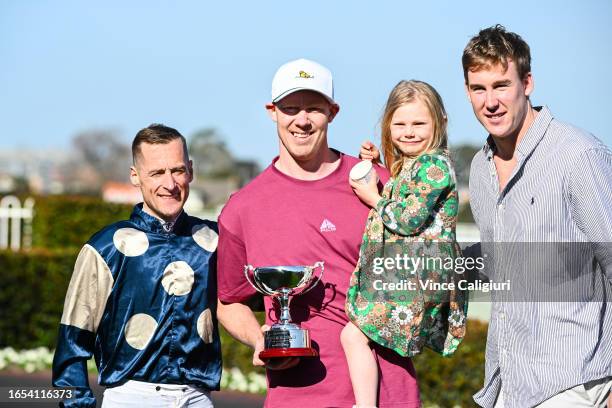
[259, 347, 318, 359]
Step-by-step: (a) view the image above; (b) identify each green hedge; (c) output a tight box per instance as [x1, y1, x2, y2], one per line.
[0, 248, 78, 349]
[31, 195, 132, 249]
[1, 195, 132, 348]
[457, 201, 475, 224]
[413, 319, 487, 407]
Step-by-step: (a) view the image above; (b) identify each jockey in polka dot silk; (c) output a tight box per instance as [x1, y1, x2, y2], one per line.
[52, 204, 221, 407]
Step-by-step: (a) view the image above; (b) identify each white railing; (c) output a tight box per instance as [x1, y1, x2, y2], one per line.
[0, 195, 34, 251]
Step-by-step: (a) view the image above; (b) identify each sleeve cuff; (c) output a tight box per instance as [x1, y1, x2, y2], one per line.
[375, 197, 388, 216]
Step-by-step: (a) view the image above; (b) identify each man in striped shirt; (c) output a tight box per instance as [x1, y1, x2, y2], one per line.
[463, 25, 612, 407]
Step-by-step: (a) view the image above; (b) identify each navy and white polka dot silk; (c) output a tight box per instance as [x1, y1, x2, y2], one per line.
[52, 204, 221, 407]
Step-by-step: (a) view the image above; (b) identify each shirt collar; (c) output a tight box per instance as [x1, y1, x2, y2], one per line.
[515, 106, 553, 160]
[482, 135, 496, 160]
[130, 203, 188, 234]
[481, 106, 553, 161]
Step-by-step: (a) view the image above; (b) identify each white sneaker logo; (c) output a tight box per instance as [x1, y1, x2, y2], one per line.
[320, 219, 336, 233]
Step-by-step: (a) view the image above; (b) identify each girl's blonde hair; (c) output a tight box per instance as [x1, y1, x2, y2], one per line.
[380, 80, 448, 177]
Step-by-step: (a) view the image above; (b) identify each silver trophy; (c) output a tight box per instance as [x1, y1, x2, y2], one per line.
[244, 262, 324, 358]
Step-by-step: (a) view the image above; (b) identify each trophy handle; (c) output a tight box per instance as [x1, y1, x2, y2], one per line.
[300, 261, 324, 296]
[244, 265, 268, 295]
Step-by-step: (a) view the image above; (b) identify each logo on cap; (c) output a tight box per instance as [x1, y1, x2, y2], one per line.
[298, 70, 314, 79]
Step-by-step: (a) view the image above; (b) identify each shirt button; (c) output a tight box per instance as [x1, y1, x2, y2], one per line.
[156, 386, 161, 391]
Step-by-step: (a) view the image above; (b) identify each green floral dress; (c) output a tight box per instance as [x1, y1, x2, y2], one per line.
[346, 152, 468, 357]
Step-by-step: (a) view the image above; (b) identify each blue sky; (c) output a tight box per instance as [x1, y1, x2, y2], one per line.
[1, 1, 610, 167]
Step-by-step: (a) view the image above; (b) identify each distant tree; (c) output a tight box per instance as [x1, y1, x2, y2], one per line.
[188, 128, 238, 179]
[450, 144, 480, 188]
[62, 130, 131, 193]
[72, 130, 131, 184]
[11, 176, 30, 194]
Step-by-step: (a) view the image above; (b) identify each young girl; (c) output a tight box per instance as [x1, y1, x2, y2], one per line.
[341, 80, 467, 408]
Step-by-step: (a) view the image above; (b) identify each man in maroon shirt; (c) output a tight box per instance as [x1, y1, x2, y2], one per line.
[216, 58, 420, 407]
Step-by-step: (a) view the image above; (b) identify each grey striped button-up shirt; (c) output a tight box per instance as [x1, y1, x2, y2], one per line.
[469, 106, 612, 408]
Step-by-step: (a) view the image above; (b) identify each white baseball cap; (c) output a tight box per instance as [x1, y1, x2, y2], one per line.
[271, 58, 335, 104]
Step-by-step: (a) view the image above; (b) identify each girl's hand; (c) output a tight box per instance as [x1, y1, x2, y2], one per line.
[349, 171, 382, 208]
[359, 141, 381, 164]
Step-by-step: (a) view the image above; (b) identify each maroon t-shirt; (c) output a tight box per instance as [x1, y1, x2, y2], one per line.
[217, 152, 420, 408]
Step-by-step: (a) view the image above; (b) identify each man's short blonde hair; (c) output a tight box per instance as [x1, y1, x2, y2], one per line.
[462, 24, 531, 83]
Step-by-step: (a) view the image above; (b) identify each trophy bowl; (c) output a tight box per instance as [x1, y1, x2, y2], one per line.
[245, 262, 324, 359]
